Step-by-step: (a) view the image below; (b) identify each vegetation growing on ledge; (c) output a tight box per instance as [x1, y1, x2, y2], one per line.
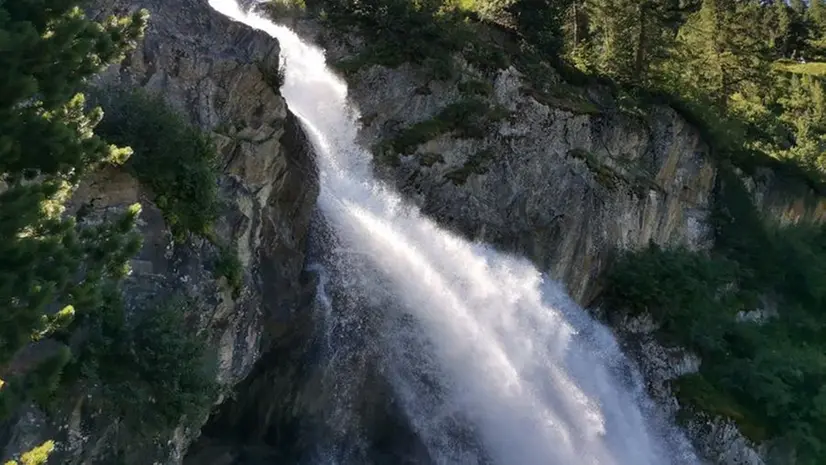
[215, 244, 244, 298]
[78, 294, 218, 440]
[96, 90, 221, 242]
[458, 79, 494, 97]
[96, 89, 245, 295]
[444, 148, 498, 184]
[418, 152, 446, 167]
[568, 148, 622, 189]
[604, 166, 826, 463]
[376, 98, 508, 164]
[567, 148, 662, 193]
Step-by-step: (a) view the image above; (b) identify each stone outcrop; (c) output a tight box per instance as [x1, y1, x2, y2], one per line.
[1, 1, 317, 464]
[336, 58, 716, 305]
[618, 314, 767, 465]
[309, 26, 826, 305]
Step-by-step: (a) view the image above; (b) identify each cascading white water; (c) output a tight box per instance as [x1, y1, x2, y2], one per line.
[209, 2, 703, 464]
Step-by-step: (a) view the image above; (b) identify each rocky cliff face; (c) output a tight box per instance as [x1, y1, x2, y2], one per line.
[328, 57, 716, 305]
[616, 314, 766, 465]
[747, 167, 826, 225]
[1, 1, 317, 464]
[307, 27, 826, 304]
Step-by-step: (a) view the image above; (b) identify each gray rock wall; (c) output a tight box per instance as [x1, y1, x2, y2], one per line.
[346, 60, 715, 304]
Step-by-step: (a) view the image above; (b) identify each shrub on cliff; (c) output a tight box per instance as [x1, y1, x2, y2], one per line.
[95, 89, 221, 242]
[84, 295, 218, 438]
[95, 89, 244, 295]
[604, 168, 826, 463]
[3, 440, 55, 465]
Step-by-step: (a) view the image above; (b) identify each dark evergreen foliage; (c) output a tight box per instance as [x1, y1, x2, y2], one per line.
[605, 168, 826, 463]
[0, 0, 147, 417]
[1, 1, 223, 448]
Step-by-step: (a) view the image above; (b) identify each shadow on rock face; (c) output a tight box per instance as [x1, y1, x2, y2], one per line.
[186, 216, 432, 465]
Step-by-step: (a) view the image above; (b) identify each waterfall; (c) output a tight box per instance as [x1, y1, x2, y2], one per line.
[208, 2, 702, 464]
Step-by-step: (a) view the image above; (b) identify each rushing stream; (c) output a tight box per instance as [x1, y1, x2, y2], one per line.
[208, 2, 702, 464]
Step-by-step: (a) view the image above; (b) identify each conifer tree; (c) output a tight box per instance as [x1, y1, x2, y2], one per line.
[505, 0, 573, 56]
[0, 1, 147, 417]
[581, 0, 681, 84]
[791, 0, 806, 16]
[772, 0, 793, 56]
[809, 0, 826, 31]
[780, 0, 812, 59]
[806, 0, 826, 57]
[585, 0, 630, 80]
[633, 0, 684, 84]
[668, 0, 771, 108]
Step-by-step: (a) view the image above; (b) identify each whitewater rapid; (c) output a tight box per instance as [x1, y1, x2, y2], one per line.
[209, 2, 702, 464]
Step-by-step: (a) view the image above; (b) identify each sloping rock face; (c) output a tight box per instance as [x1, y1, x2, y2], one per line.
[616, 314, 766, 465]
[748, 167, 826, 225]
[340, 59, 716, 304]
[308, 27, 826, 304]
[1, 1, 317, 464]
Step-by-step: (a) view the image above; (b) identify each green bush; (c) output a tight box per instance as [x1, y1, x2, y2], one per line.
[215, 244, 243, 298]
[462, 40, 510, 74]
[124, 296, 217, 432]
[81, 294, 218, 438]
[603, 169, 826, 462]
[604, 244, 740, 349]
[96, 89, 220, 241]
[671, 373, 768, 442]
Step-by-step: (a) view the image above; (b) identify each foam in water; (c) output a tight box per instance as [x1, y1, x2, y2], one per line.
[208, 2, 702, 464]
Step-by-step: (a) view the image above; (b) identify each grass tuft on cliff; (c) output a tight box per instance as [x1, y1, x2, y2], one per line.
[215, 244, 244, 298]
